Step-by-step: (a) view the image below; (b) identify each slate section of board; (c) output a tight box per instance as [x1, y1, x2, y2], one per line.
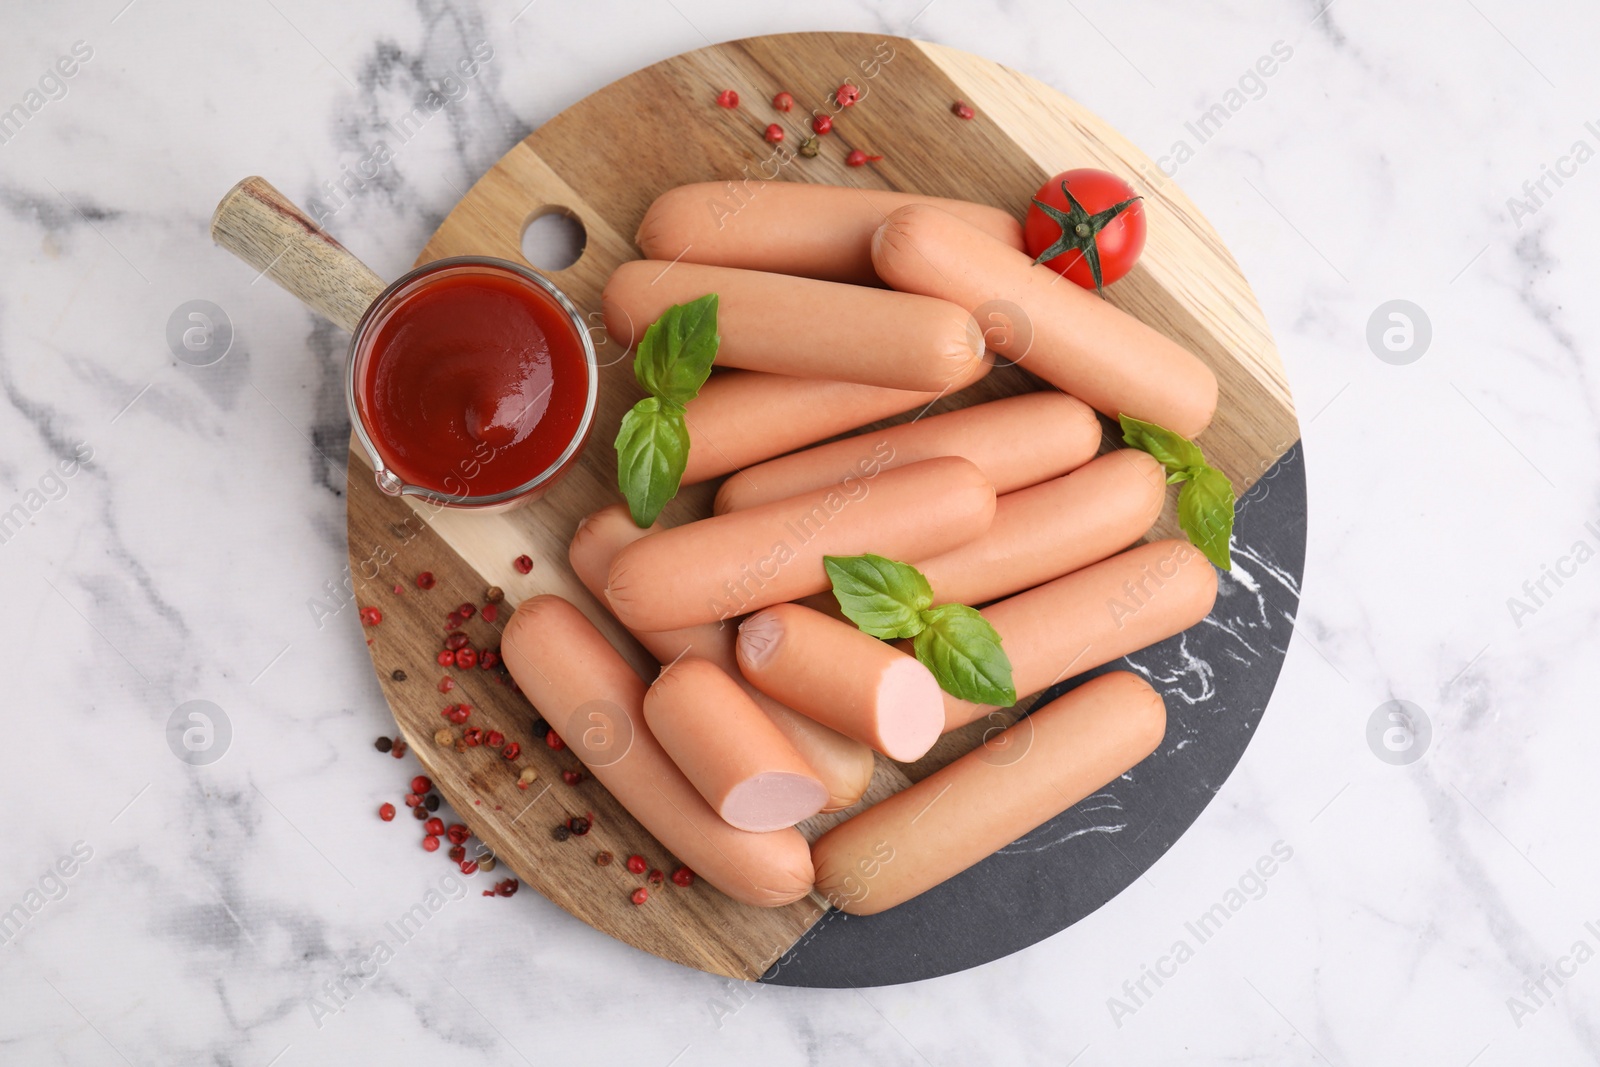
[763, 443, 1307, 987]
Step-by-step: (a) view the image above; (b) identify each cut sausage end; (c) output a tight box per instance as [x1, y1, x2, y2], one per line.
[722, 772, 832, 833]
[874, 656, 945, 762]
[736, 610, 782, 671]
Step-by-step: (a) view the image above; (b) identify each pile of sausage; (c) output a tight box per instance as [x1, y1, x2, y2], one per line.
[502, 182, 1221, 917]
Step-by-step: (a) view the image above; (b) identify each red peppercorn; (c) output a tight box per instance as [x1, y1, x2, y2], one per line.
[445, 632, 470, 651]
[392, 583, 404, 595]
[671, 866, 694, 887]
[463, 727, 482, 747]
[411, 775, 432, 794]
[772, 90, 793, 111]
[415, 571, 436, 589]
[497, 879, 519, 897]
[378, 803, 396, 822]
[448, 845, 465, 863]
[626, 854, 646, 875]
[845, 149, 884, 167]
[447, 823, 470, 845]
[480, 603, 498, 623]
[455, 648, 478, 670]
[460, 860, 479, 875]
[456, 603, 476, 619]
[513, 554, 533, 574]
[422, 835, 440, 852]
[486, 730, 505, 748]
[811, 113, 832, 135]
[544, 730, 565, 751]
[391, 740, 407, 758]
[647, 868, 664, 885]
[359, 606, 382, 625]
[952, 100, 975, 120]
[631, 887, 649, 905]
[438, 677, 455, 693]
[404, 793, 422, 808]
[715, 88, 739, 108]
[437, 649, 456, 667]
[479, 650, 500, 670]
[445, 611, 463, 630]
[424, 817, 445, 836]
[763, 123, 784, 144]
[501, 742, 521, 760]
[561, 769, 583, 786]
[412, 804, 429, 821]
[835, 84, 859, 107]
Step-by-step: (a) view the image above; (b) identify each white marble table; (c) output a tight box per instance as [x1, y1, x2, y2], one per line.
[3, 0, 1597, 1062]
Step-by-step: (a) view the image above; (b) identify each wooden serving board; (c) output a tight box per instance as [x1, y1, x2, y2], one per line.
[346, 32, 1296, 981]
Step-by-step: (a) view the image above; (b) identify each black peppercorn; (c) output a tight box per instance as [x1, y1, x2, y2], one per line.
[424, 794, 440, 811]
[568, 816, 591, 836]
[391, 669, 407, 682]
[552, 824, 572, 842]
[374, 736, 393, 753]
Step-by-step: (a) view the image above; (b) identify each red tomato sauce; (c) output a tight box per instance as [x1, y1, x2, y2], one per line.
[356, 269, 589, 498]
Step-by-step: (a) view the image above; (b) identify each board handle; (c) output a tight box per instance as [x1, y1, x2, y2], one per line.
[210, 176, 388, 333]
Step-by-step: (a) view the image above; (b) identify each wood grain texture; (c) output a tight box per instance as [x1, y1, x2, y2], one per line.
[211, 177, 386, 333]
[347, 31, 1295, 979]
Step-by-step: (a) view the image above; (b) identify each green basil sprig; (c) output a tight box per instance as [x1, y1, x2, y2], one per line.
[824, 554, 1016, 706]
[615, 294, 718, 527]
[1119, 414, 1235, 570]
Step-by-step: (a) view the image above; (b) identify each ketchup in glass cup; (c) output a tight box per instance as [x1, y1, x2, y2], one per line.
[348, 258, 597, 508]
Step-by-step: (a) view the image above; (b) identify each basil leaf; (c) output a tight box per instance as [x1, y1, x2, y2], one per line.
[1177, 464, 1234, 570]
[823, 554, 932, 639]
[632, 294, 719, 406]
[615, 397, 689, 528]
[1119, 413, 1204, 473]
[912, 603, 1016, 706]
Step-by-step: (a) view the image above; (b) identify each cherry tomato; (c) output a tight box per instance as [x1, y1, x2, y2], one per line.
[1024, 168, 1145, 293]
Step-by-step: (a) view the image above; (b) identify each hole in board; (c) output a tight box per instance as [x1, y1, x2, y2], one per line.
[520, 208, 586, 271]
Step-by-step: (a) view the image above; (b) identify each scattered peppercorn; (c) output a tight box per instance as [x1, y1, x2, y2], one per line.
[391, 740, 407, 758]
[422, 835, 440, 852]
[459, 860, 479, 875]
[375, 736, 394, 753]
[486, 730, 505, 748]
[631, 888, 649, 905]
[715, 88, 739, 108]
[552, 824, 572, 842]
[647, 869, 664, 885]
[478, 855, 497, 872]
[517, 768, 538, 789]
[479, 650, 500, 670]
[412, 804, 429, 821]
[437, 650, 455, 667]
[626, 854, 647, 875]
[772, 90, 794, 111]
[501, 742, 521, 760]
[544, 730, 565, 751]
[438, 677, 455, 693]
[456, 648, 478, 670]
[513, 555, 533, 574]
[484, 586, 504, 603]
[392, 583, 404, 595]
[447, 824, 470, 845]
[424, 794, 440, 811]
[568, 816, 591, 836]
[671, 866, 695, 887]
[845, 149, 884, 167]
[416, 571, 436, 589]
[463, 727, 482, 747]
[378, 802, 396, 822]
[390, 669, 407, 682]
[596, 851, 614, 867]
[424, 817, 445, 836]
[480, 604, 498, 624]
[763, 123, 784, 144]
[496, 879, 519, 897]
[798, 135, 820, 158]
[445, 611, 463, 630]
[359, 606, 382, 625]
[445, 632, 470, 651]
[530, 716, 549, 738]
[433, 726, 454, 746]
[411, 776, 431, 795]
[811, 113, 832, 135]
[404, 793, 422, 808]
[562, 770, 584, 786]
[456, 603, 476, 620]
[835, 83, 859, 107]
[449, 845, 466, 863]
[952, 99, 975, 120]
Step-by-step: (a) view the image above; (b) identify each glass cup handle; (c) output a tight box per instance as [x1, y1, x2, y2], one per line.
[209, 176, 388, 333]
